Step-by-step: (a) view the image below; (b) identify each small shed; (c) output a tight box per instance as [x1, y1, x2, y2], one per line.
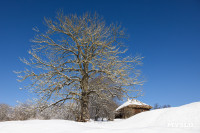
[115, 99, 152, 119]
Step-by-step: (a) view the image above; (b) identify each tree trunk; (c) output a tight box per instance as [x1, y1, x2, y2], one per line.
[80, 75, 90, 122]
[80, 92, 89, 122]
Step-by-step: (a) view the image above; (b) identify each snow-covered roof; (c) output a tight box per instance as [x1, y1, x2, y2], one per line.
[116, 99, 150, 111]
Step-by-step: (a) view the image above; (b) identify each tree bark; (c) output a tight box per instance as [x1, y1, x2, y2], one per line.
[80, 92, 89, 122]
[80, 75, 90, 122]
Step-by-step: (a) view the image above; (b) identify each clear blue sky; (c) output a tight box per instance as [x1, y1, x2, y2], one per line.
[0, 0, 199, 107]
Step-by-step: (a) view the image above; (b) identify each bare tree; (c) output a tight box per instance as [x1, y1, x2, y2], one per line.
[88, 76, 120, 121]
[153, 103, 171, 109]
[12, 102, 36, 120]
[89, 94, 118, 121]
[16, 12, 143, 122]
[0, 104, 11, 121]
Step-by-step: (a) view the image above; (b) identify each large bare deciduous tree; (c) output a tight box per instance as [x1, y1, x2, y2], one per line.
[16, 12, 143, 122]
[88, 76, 120, 121]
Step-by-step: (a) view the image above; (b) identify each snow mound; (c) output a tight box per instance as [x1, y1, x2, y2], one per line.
[115, 102, 200, 129]
[116, 99, 149, 111]
[0, 102, 200, 133]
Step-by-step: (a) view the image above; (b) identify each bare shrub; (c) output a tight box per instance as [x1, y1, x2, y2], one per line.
[0, 104, 12, 121]
[12, 103, 36, 120]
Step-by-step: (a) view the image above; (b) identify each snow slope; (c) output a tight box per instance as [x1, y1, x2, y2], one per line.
[0, 102, 200, 133]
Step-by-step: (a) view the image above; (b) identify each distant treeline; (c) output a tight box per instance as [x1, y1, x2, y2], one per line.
[0, 100, 118, 122]
[153, 103, 171, 109]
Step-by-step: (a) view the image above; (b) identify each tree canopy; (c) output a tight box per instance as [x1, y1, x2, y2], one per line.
[17, 12, 143, 122]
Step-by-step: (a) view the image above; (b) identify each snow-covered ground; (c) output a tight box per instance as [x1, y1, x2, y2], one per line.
[0, 102, 200, 133]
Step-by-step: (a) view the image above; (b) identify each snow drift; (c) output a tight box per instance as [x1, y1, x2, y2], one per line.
[0, 102, 200, 133]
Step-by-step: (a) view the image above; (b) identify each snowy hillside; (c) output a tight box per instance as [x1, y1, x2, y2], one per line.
[0, 102, 200, 133]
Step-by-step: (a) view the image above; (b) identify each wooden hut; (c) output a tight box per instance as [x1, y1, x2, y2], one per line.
[115, 99, 152, 119]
